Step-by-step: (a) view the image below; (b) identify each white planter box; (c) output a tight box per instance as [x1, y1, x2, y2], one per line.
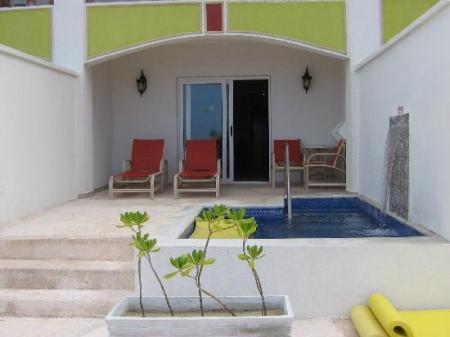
[106, 295, 294, 337]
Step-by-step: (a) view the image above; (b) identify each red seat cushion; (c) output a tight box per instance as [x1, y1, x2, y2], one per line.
[130, 139, 164, 172]
[274, 139, 302, 166]
[180, 170, 217, 179]
[115, 170, 157, 178]
[185, 139, 217, 171]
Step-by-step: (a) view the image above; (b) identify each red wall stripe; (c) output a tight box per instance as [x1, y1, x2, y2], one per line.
[206, 3, 223, 32]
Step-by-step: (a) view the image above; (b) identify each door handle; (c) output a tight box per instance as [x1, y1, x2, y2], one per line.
[230, 125, 233, 137]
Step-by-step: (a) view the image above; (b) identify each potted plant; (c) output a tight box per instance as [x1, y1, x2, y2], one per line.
[106, 206, 294, 337]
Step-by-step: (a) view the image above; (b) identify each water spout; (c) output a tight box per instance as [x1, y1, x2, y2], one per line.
[380, 114, 410, 223]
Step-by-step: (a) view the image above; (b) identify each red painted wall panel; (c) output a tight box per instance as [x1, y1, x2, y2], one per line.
[206, 3, 223, 32]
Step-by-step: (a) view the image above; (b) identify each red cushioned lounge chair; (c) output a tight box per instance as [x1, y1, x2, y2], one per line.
[109, 139, 168, 199]
[304, 139, 346, 189]
[173, 139, 220, 198]
[272, 139, 304, 188]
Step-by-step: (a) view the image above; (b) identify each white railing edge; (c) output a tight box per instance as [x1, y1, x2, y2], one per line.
[355, 0, 450, 72]
[0, 5, 52, 12]
[0, 43, 79, 77]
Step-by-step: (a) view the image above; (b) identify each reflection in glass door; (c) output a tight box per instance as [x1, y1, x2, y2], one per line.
[182, 82, 227, 179]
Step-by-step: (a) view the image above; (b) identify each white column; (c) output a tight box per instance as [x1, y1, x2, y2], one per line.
[53, 0, 94, 195]
[345, 0, 382, 192]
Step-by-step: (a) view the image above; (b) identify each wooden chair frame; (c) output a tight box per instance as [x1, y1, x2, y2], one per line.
[271, 152, 304, 189]
[173, 159, 221, 199]
[109, 159, 168, 199]
[304, 142, 346, 189]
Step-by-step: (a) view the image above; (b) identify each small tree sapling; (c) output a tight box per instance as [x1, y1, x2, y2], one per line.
[118, 211, 148, 317]
[133, 232, 174, 317]
[118, 211, 174, 317]
[232, 210, 267, 316]
[194, 205, 233, 316]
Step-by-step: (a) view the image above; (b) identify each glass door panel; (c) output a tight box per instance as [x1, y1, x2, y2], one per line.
[183, 83, 226, 178]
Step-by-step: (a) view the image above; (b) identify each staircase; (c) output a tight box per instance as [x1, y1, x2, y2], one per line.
[0, 237, 134, 318]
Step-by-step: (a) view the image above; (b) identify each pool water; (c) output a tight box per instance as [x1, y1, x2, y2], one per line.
[246, 198, 423, 239]
[185, 197, 424, 239]
[252, 208, 421, 238]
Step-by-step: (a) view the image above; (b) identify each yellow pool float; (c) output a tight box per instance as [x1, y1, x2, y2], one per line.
[351, 293, 450, 337]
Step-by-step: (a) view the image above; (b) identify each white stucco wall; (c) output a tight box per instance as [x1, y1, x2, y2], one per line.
[93, 63, 113, 189]
[141, 239, 450, 318]
[103, 39, 346, 178]
[347, 0, 382, 65]
[0, 47, 78, 223]
[53, 0, 95, 195]
[356, 5, 450, 239]
[345, 0, 382, 192]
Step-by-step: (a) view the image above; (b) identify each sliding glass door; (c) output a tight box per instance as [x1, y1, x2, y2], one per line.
[180, 80, 229, 180]
[178, 77, 270, 182]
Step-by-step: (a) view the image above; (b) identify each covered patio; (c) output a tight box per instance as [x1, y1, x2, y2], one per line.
[90, 37, 348, 195]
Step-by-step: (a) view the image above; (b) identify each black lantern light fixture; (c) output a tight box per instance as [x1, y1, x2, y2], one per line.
[302, 67, 312, 94]
[136, 70, 147, 96]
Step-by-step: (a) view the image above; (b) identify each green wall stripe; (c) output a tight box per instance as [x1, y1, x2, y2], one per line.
[383, 0, 438, 42]
[228, 1, 346, 53]
[0, 8, 52, 60]
[87, 4, 202, 58]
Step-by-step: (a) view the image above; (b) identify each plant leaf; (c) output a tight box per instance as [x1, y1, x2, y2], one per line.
[202, 258, 215, 265]
[238, 253, 250, 260]
[164, 271, 179, 280]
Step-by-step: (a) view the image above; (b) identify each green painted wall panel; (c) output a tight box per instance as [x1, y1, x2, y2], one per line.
[0, 8, 52, 60]
[383, 0, 438, 42]
[228, 1, 346, 53]
[87, 4, 201, 58]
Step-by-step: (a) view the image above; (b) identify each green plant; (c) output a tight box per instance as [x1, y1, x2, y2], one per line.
[119, 205, 268, 318]
[118, 211, 174, 317]
[133, 232, 174, 317]
[164, 250, 235, 316]
[193, 205, 233, 316]
[235, 213, 267, 316]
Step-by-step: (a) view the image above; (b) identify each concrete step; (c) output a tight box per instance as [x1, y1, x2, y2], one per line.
[0, 237, 133, 261]
[0, 259, 134, 290]
[0, 289, 133, 318]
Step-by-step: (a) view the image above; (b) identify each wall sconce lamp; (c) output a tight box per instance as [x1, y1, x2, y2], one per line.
[302, 67, 312, 94]
[136, 70, 147, 96]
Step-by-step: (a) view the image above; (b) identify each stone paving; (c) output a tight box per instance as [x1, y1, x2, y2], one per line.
[0, 185, 349, 240]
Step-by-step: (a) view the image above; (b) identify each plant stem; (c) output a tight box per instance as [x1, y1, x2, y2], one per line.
[196, 218, 238, 317]
[145, 254, 174, 317]
[195, 265, 205, 316]
[199, 287, 236, 317]
[242, 237, 267, 316]
[251, 267, 267, 316]
[187, 275, 236, 316]
[136, 228, 145, 318]
[197, 221, 214, 317]
[137, 256, 145, 317]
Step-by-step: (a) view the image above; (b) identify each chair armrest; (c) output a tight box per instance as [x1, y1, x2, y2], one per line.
[178, 160, 184, 173]
[159, 159, 168, 172]
[217, 159, 221, 174]
[122, 160, 131, 172]
[306, 153, 346, 165]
